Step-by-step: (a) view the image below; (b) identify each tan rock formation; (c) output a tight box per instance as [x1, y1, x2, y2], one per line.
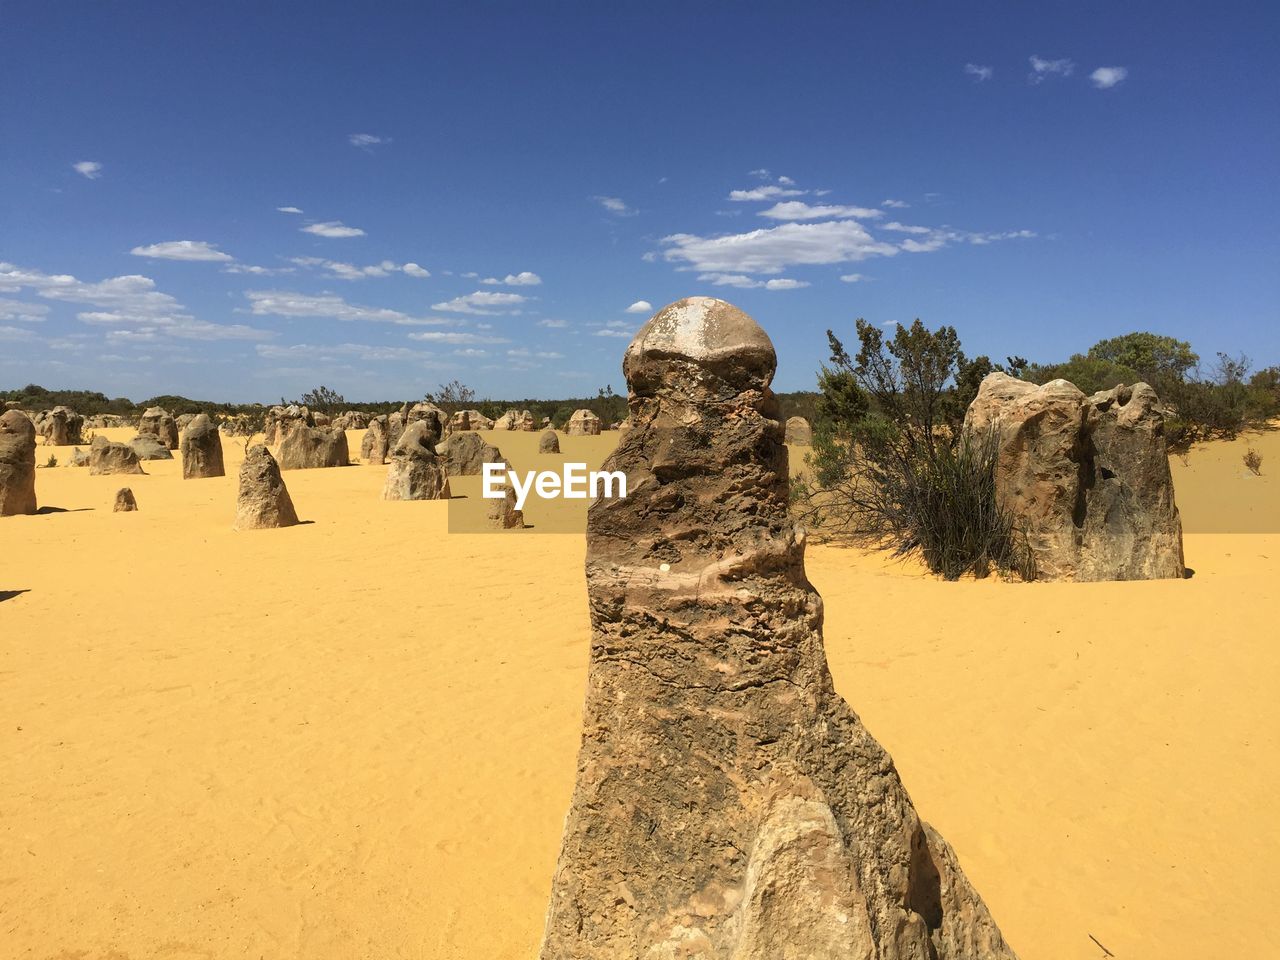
[41, 406, 84, 446]
[494, 409, 536, 431]
[263, 404, 313, 445]
[233, 445, 299, 530]
[130, 434, 174, 460]
[539, 297, 1015, 960]
[277, 425, 350, 470]
[538, 429, 560, 454]
[565, 408, 601, 436]
[180, 413, 225, 479]
[113, 487, 138, 512]
[441, 432, 504, 477]
[89, 435, 145, 476]
[0, 409, 38, 516]
[448, 409, 494, 432]
[382, 420, 450, 501]
[137, 406, 179, 449]
[785, 415, 812, 444]
[360, 416, 390, 464]
[964, 372, 1184, 581]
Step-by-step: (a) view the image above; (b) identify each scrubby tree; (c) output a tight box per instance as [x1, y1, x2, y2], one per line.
[426, 379, 476, 412]
[297, 385, 346, 413]
[1086, 331, 1199, 383]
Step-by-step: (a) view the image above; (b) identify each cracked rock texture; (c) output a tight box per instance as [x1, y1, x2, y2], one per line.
[540, 297, 1015, 960]
[382, 418, 450, 501]
[234, 445, 298, 530]
[964, 372, 1184, 581]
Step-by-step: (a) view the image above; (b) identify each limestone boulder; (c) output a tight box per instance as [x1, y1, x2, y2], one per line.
[130, 433, 174, 460]
[382, 421, 451, 501]
[448, 409, 494, 432]
[68, 447, 89, 468]
[964, 372, 1183, 581]
[360, 416, 390, 464]
[493, 408, 536, 431]
[175, 413, 197, 433]
[441, 431, 504, 477]
[41, 406, 84, 446]
[539, 297, 1015, 960]
[263, 404, 312, 445]
[333, 410, 369, 431]
[277, 425, 350, 470]
[234, 446, 298, 530]
[565, 408, 601, 436]
[89, 435, 145, 476]
[312, 412, 331, 428]
[538, 429, 560, 454]
[180, 413, 225, 479]
[113, 487, 138, 512]
[0, 409, 38, 516]
[486, 481, 524, 529]
[137, 406, 179, 449]
[785, 415, 812, 444]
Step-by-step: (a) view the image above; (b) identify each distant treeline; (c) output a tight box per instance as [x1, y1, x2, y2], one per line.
[0, 381, 822, 432]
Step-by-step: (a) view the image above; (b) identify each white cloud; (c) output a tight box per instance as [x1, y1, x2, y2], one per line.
[403, 262, 430, 278]
[594, 195, 637, 216]
[777, 175, 796, 186]
[130, 240, 235, 262]
[758, 201, 882, 221]
[507, 348, 564, 359]
[901, 238, 947, 253]
[72, 161, 102, 179]
[0, 262, 272, 341]
[349, 133, 388, 149]
[1090, 66, 1128, 89]
[0, 325, 36, 341]
[625, 300, 652, 314]
[881, 221, 933, 235]
[965, 63, 993, 81]
[662, 220, 899, 275]
[748, 168, 772, 179]
[276, 205, 303, 214]
[0, 299, 50, 322]
[289, 257, 427, 280]
[538, 318, 569, 328]
[697, 273, 809, 290]
[407, 330, 511, 345]
[222, 263, 293, 276]
[594, 328, 633, 338]
[245, 289, 448, 326]
[882, 198, 909, 209]
[728, 185, 807, 201]
[431, 290, 529, 315]
[481, 271, 541, 286]
[257, 342, 433, 363]
[1029, 55, 1075, 82]
[301, 220, 366, 238]
[839, 273, 867, 283]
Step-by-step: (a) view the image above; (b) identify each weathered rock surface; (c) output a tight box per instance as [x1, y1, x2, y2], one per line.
[89, 435, 145, 476]
[312, 412, 331, 428]
[565, 408, 601, 436]
[180, 413, 225, 479]
[360, 415, 390, 464]
[785, 415, 812, 444]
[332, 410, 369, 431]
[234, 446, 299, 530]
[540, 297, 1015, 960]
[441, 431, 504, 477]
[493, 408, 536, 431]
[448, 409, 494, 432]
[486, 480, 524, 529]
[277, 425, 350, 470]
[68, 447, 89, 468]
[538, 429, 560, 454]
[130, 434, 174, 460]
[113, 487, 138, 512]
[263, 404, 313, 445]
[382, 420, 450, 501]
[964, 372, 1184, 581]
[0, 409, 38, 516]
[137, 406, 179, 449]
[41, 406, 84, 446]
[175, 413, 197, 433]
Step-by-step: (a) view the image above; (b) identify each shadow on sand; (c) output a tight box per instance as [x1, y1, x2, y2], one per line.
[0, 589, 31, 604]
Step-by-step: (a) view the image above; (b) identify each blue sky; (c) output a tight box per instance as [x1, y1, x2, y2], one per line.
[2, 1, 1277, 401]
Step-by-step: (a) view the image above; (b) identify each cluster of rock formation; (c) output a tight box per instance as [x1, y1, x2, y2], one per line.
[0, 410, 37, 516]
[965, 372, 1184, 581]
[539, 297, 1015, 959]
[137, 406, 179, 449]
[565, 408, 601, 436]
[89, 435, 145, 475]
[449, 409, 494, 432]
[35, 406, 84, 446]
[493, 408, 536, 431]
[263, 404, 314, 445]
[234, 446, 298, 530]
[277, 423, 350, 470]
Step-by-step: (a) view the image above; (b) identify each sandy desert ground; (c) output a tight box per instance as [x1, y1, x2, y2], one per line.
[2, 424, 1277, 959]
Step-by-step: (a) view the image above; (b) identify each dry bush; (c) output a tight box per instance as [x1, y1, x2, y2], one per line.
[1243, 447, 1263, 476]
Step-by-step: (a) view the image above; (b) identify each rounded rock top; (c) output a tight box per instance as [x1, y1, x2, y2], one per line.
[625, 297, 776, 387]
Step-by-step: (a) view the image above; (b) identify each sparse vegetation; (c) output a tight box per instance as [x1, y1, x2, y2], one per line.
[296, 386, 346, 413]
[43, 454, 57, 468]
[795, 319, 1033, 581]
[1244, 447, 1263, 476]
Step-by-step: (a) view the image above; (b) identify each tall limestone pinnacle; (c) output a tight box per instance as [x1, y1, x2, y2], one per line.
[540, 297, 1016, 960]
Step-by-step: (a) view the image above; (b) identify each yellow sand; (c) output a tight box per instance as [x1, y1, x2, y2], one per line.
[2, 425, 1277, 959]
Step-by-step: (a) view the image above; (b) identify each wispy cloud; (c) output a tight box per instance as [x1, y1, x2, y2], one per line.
[625, 300, 652, 314]
[0, 262, 271, 341]
[130, 240, 235, 262]
[407, 330, 511, 345]
[431, 290, 529, 315]
[245, 290, 448, 326]
[698, 273, 810, 290]
[289, 257, 428, 280]
[728, 184, 807, 202]
[882, 198, 909, 209]
[1029, 55, 1075, 83]
[965, 63, 993, 82]
[481, 271, 541, 286]
[537, 318, 569, 328]
[758, 201, 882, 221]
[839, 273, 867, 283]
[348, 133, 389, 150]
[881, 221, 933, 235]
[0, 299, 50, 322]
[1090, 66, 1128, 89]
[594, 195, 637, 216]
[662, 220, 899, 275]
[301, 220, 366, 238]
[276, 205, 303, 214]
[257, 342, 434, 363]
[72, 161, 102, 180]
